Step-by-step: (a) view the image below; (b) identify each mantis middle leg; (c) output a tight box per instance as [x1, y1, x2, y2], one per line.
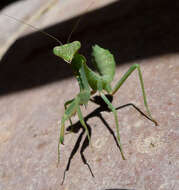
[77, 105, 92, 148]
[64, 99, 74, 126]
[58, 99, 78, 164]
[58, 96, 91, 164]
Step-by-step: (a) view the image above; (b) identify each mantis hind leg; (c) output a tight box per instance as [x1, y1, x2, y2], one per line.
[111, 64, 157, 126]
[100, 92, 126, 160]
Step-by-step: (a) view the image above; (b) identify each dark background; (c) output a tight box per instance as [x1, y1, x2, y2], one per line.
[0, 0, 23, 10]
[0, 0, 179, 95]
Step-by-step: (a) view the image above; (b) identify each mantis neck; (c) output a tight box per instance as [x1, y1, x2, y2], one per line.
[71, 53, 91, 93]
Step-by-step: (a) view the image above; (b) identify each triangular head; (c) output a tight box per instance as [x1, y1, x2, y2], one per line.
[53, 41, 81, 63]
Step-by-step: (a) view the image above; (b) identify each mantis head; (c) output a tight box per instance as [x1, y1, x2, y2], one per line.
[53, 41, 81, 63]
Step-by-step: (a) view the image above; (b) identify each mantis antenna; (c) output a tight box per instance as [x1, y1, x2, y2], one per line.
[2, 13, 63, 45]
[3, 1, 95, 45]
[67, 1, 95, 43]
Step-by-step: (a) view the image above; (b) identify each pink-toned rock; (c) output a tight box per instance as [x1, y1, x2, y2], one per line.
[0, 0, 179, 190]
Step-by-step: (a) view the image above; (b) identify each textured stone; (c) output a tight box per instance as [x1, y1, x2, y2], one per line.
[0, 0, 179, 190]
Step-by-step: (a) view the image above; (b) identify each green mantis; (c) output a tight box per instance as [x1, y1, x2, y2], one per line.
[53, 41, 158, 164]
[2, 11, 158, 166]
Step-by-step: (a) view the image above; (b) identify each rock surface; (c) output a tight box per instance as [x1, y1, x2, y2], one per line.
[0, 0, 178, 190]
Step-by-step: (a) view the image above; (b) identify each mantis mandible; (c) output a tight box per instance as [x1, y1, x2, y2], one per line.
[53, 41, 158, 163]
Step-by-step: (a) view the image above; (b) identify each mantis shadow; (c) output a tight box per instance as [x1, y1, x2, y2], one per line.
[61, 95, 154, 184]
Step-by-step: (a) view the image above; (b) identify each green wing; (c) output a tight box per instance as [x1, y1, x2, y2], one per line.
[92, 45, 116, 83]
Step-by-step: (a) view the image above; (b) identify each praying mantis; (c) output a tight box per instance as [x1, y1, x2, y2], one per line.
[53, 41, 158, 164]
[2, 7, 158, 167]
